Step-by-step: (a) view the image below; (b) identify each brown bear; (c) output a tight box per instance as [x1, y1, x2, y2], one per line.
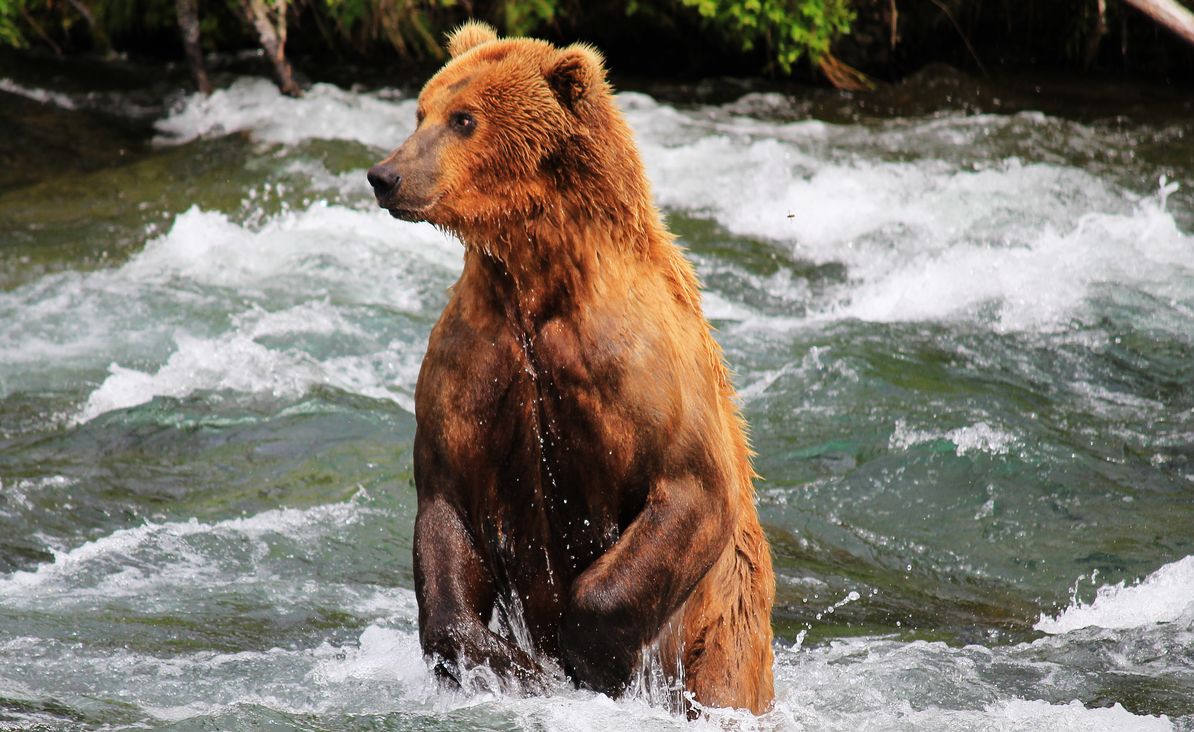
[367, 21, 775, 714]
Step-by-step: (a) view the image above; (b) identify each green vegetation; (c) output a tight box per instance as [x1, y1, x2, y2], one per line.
[0, 0, 20, 48]
[0, 0, 1191, 86]
[676, 0, 853, 73]
[0, 0, 860, 77]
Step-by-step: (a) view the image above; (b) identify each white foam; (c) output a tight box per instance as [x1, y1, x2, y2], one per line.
[78, 327, 421, 420]
[699, 289, 757, 322]
[4, 475, 75, 517]
[889, 419, 1018, 456]
[121, 203, 459, 295]
[625, 96, 1193, 333]
[837, 182, 1193, 331]
[992, 700, 1171, 732]
[0, 500, 368, 602]
[2, 613, 1182, 730]
[94, 202, 449, 418]
[0, 77, 165, 118]
[309, 624, 427, 688]
[0, 202, 460, 418]
[0, 78, 77, 109]
[765, 638, 1177, 732]
[136, 80, 1194, 341]
[154, 77, 416, 149]
[1035, 555, 1194, 634]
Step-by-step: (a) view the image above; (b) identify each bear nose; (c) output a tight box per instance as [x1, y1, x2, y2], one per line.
[367, 164, 401, 198]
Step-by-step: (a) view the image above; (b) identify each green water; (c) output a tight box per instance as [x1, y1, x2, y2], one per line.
[1, 58, 1193, 730]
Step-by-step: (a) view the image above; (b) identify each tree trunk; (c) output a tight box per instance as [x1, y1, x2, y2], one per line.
[1122, 0, 1194, 47]
[176, 0, 212, 95]
[237, 0, 302, 97]
[1083, 0, 1107, 69]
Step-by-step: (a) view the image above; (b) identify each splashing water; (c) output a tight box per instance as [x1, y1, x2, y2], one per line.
[1, 66, 1192, 730]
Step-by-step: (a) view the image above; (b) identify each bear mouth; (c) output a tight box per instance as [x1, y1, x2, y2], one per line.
[384, 192, 444, 223]
[388, 207, 426, 222]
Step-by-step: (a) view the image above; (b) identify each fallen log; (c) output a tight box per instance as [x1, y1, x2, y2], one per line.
[1123, 0, 1194, 47]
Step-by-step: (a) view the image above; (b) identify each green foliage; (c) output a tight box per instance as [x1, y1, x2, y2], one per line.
[0, 0, 81, 51]
[500, 0, 556, 37]
[676, 0, 853, 71]
[0, 0, 26, 48]
[0, 0, 852, 77]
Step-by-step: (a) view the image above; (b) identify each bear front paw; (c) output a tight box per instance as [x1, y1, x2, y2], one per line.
[558, 602, 638, 697]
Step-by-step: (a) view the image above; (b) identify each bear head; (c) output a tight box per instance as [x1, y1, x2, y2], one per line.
[367, 22, 647, 245]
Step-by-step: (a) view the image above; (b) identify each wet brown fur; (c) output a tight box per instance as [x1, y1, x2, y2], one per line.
[372, 21, 775, 714]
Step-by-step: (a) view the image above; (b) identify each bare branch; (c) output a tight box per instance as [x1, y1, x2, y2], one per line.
[1122, 0, 1194, 47]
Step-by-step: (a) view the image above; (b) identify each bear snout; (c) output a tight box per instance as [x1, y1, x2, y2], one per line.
[366, 163, 402, 203]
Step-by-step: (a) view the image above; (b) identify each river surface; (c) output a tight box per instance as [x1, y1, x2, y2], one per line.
[1, 57, 1193, 730]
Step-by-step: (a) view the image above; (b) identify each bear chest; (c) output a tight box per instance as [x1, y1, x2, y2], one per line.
[419, 310, 650, 580]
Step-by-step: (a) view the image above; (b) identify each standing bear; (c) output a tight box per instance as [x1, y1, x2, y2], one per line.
[367, 21, 775, 714]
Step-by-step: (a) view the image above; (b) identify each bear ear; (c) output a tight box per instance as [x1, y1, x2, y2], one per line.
[545, 43, 605, 111]
[446, 20, 499, 57]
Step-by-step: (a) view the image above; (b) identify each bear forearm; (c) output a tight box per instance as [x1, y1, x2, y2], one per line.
[556, 474, 732, 694]
[414, 496, 546, 691]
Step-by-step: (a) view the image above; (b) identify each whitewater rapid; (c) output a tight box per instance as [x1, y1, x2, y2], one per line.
[1, 72, 1192, 730]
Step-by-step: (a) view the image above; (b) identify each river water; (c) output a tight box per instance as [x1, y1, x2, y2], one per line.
[1, 59, 1192, 730]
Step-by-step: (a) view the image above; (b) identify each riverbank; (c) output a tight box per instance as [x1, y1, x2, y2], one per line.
[3, 0, 1194, 92]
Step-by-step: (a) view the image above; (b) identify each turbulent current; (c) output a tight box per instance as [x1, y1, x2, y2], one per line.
[1, 65, 1192, 730]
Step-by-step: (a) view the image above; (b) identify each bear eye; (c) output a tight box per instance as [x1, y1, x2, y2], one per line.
[416, 108, 426, 126]
[450, 111, 476, 135]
